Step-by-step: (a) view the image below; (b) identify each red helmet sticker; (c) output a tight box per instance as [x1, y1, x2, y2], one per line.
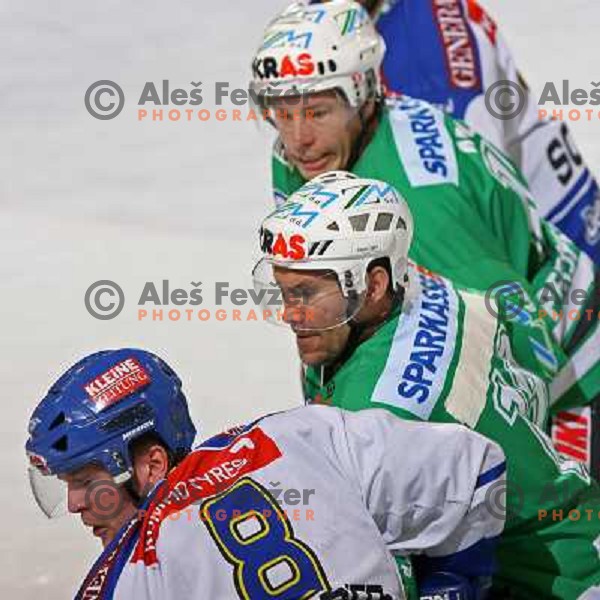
[260, 229, 307, 261]
[84, 358, 151, 412]
[253, 53, 316, 80]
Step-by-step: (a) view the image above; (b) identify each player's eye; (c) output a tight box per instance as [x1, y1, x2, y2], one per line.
[287, 286, 319, 305]
[74, 477, 94, 489]
[310, 107, 329, 120]
[73, 479, 90, 489]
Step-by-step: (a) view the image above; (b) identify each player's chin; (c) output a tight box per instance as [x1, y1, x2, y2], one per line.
[295, 334, 329, 366]
[299, 351, 326, 366]
[92, 525, 112, 546]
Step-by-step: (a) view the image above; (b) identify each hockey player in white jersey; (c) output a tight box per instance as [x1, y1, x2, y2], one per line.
[26, 348, 506, 599]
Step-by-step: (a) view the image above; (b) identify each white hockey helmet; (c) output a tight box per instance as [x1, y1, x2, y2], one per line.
[250, 0, 385, 108]
[253, 171, 413, 330]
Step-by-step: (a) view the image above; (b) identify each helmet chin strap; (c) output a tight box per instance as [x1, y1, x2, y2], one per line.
[319, 323, 363, 388]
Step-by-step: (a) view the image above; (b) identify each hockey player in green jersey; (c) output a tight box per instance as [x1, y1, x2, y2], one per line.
[250, 0, 600, 426]
[252, 170, 600, 599]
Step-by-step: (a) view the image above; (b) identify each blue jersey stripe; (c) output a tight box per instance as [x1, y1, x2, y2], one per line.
[546, 169, 591, 222]
[475, 461, 506, 489]
[555, 179, 600, 263]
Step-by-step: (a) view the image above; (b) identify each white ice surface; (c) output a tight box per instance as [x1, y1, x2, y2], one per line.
[1, 1, 598, 597]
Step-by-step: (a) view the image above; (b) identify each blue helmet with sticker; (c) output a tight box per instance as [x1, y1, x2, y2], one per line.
[26, 348, 196, 485]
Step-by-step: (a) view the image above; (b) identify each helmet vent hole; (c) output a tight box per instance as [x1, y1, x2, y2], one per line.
[49, 412, 66, 430]
[52, 436, 68, 452]
[101, 404, 153, 434]
[327, 221, 340, 231]
[349, 214, 369, 232]
[374, 213, 393, 231]
[396, 216, 407, 230]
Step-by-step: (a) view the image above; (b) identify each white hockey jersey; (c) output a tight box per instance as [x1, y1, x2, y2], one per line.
[74, 406, 506, 600]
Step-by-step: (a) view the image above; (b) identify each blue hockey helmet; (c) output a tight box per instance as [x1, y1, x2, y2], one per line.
[26, 348, 196, 517]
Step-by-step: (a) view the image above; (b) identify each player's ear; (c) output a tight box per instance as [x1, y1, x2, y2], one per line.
[366, 265, 390, 304]
[133, 444, 169, 493]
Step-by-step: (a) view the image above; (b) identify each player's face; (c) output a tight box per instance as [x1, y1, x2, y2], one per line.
[270, 90, 363, 180]
[62, 464, 137, 547]
[274, 267, 351, 366]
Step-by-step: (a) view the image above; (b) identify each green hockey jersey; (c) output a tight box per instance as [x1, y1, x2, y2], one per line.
[272, 96, 600, 414]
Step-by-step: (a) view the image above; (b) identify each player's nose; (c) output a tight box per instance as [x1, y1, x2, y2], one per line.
[288, 117, 315, 150]
[284, 306, 314, 330]
[66, 486, 87, 514]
